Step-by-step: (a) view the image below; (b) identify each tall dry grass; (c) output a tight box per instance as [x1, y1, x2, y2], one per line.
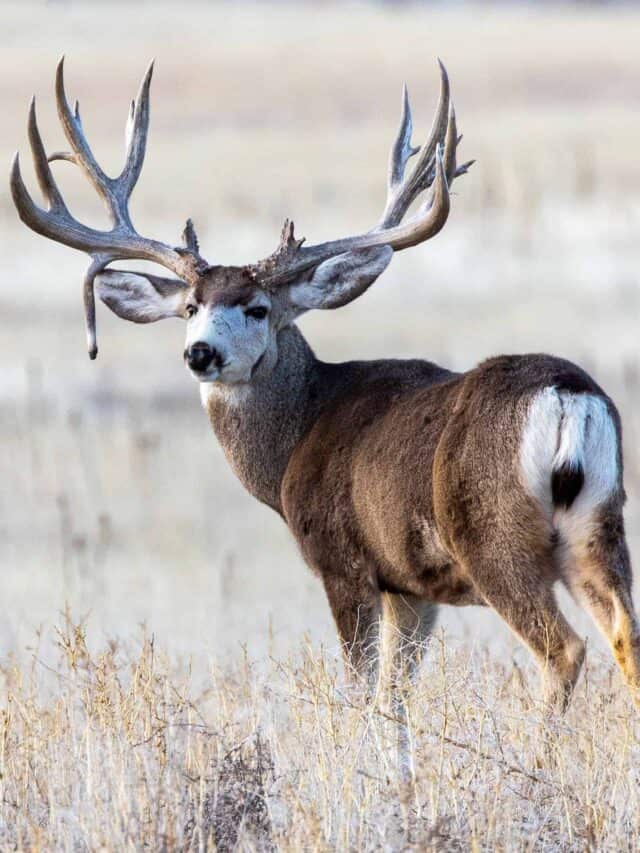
[1, 617, 639, 849]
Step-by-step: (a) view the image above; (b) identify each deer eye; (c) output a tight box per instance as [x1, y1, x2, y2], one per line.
[185, 304, 198, 318]
[245, 306, 268, 321]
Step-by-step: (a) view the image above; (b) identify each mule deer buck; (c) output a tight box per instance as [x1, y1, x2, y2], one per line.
[12, 60, 640, 747]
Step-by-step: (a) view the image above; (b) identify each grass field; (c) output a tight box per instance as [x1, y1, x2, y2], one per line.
[1, 1, 640, 848]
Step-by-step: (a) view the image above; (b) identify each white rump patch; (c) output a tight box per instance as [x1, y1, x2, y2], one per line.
[520, 387, 618, 521]
[554, 394, 590, 472]
[520, 387, 562, 512]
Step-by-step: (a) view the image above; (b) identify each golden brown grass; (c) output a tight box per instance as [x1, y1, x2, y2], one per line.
[1, 2, 640, 848]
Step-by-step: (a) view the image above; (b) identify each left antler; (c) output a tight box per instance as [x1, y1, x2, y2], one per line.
[252, 60, 474, 288]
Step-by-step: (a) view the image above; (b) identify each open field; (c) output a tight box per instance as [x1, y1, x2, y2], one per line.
[1, 1, 640, 848]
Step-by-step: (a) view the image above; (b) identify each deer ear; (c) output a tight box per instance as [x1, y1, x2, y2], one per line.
[95, 270, 188, 323]
[287, 245, 393, 311]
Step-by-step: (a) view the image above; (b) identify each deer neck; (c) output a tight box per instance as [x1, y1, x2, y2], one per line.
[200, 324, 319, 514]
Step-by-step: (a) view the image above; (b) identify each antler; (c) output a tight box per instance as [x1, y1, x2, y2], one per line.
[252, 60, 474, 288]
[10, 58, 206, 358]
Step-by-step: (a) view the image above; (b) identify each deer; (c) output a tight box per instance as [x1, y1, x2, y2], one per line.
[11, 59, 640, 778]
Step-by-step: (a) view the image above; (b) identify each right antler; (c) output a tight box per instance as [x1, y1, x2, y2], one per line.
[10, 58, 205, 358]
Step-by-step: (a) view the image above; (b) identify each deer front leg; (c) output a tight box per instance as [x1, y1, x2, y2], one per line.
[380, 593, 438, 784]
[322, 573, 382, 692]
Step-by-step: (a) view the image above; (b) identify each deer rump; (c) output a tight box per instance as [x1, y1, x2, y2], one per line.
[282, 352, 618, 605]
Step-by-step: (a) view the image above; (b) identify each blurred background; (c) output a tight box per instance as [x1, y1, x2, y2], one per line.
[1, 1, 639, 663]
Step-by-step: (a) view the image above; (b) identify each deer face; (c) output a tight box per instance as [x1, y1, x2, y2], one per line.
[183, 268, 275, 384]
[95, 266, 280, 386]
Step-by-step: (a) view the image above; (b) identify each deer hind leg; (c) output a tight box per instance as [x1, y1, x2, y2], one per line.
[558, 504, 640, 701]
[539, 389, 640, 701]
[463, 547, 585, 711]
[380, 593, 438, 782]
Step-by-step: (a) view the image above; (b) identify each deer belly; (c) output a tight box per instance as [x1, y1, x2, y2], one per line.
[376, 518, 480, 605]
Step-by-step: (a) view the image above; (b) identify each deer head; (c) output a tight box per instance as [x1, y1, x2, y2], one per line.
[11, 58, 473, 382]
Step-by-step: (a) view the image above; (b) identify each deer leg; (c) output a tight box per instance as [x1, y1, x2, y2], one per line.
[559, 504, 640, 703]
[322, 575, 382, 691]
[380, 593, 437, 783]
[463, 549, 585, 711]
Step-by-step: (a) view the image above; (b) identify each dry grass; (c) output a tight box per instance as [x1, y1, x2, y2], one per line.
[2, 617, 640, 849]
[1, 1, 640, 848]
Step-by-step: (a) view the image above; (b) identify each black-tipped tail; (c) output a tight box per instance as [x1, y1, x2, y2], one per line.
[551, 462, 584, 510]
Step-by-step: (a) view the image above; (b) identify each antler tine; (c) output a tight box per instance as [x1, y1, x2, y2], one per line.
[55, 57, 117, 220]
[119, 60, 154, 203]
[27, 97, 68, 215]
[410, 59, 451, 181]
[182, 218, 200, 254]
[10, 152, 50, 238]
[83, 258, 107, 360]
[387, 84, 419, 194]
[443, 101, 458, 183]
[442, 102, 475, 184]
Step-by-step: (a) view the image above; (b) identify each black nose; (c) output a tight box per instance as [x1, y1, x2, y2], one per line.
[186, 341, 218, 372]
